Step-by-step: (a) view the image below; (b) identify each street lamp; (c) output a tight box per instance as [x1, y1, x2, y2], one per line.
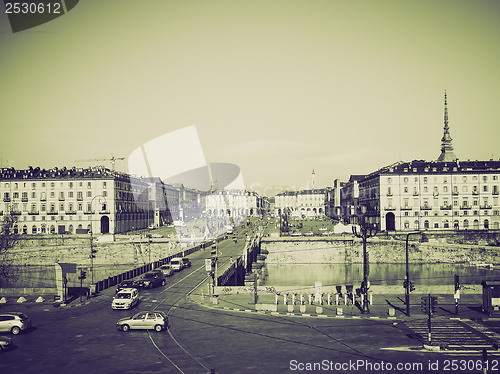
[405, 231, 421, 316]
[351, 205, 378, 314]
[89, 194, 106, 285]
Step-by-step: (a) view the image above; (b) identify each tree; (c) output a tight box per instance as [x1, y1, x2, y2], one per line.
[0, 214, 18, 285]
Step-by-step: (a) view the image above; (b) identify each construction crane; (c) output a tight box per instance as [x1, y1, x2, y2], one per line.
[75, 156, 125, 171]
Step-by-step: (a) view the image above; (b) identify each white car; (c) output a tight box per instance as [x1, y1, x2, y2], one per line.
[112, 288, 139, 310]
[170, 257, 183, 271]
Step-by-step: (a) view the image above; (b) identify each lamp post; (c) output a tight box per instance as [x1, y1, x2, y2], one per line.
[351, 206, 378, 314]
[405, 231, 421, 316]
[89, 194, 106, 285]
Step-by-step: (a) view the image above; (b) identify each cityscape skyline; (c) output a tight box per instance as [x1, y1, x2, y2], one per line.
[1, 0, 499, 196]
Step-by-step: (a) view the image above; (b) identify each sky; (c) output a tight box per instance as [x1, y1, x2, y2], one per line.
[1, 0, 499, 196]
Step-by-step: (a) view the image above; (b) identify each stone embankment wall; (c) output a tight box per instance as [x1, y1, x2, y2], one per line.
[7, 234, 183, 267]
[261, 237, 500, 265]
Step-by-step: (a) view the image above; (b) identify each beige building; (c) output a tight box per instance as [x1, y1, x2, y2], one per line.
[0, 166, 151, 235]
[338, 93, 500, 232]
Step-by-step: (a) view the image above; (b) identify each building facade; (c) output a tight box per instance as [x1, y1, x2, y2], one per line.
[0, 166, 151, 235]
[337, 93, 500, 232]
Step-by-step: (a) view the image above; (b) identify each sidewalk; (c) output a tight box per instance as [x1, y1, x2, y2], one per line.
[192, 291, 499, 322]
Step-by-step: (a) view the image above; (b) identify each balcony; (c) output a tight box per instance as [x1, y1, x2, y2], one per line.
[420, 206, 432, 210]
[28, 211, 39, 215]
[493, 191, 499, 195]
[481, 205, 492, 210]
[66, 211, 77, 215]
[77, 196, 83, 201]
[472, 191, 479, 195]
[83, 211, 94, 215]
[460, 206, 472, 210]
[21, 197, 28, 202]
[440, 205, 452, 210]
[384, 206, 396, 211]
[412, 192, 419, 196]
[3, 197, 10, 202]
[401, 206, 412, 211]
[99, 210, 110, 214]
[47, 211, 58, 215]
[452, 191, 459, 195]
[58, 197, 65, 201]
[11, 211, 21, 215]
[386, 192, 393, 197]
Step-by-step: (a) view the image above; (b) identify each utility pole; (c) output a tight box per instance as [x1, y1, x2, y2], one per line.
[351, 206, 378, 314]
[404, 232, 421, 316]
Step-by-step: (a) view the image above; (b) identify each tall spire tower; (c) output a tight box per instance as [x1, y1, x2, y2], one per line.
[311, 169, 316, 190]
[437, 91, 458, 162]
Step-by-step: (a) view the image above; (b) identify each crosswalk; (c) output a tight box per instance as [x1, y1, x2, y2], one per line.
[404, 318, 499, 351]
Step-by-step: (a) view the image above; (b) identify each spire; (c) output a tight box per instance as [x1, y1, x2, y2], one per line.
[311, 169, 316, 190]
[437, 91, 457, 162]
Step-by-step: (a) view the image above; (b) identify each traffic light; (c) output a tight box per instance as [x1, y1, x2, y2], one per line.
[420, 296, 429, 313]
[78, 271, 87, 280]
[211, 246, 217, 267]
[454, 275, 460, 291]
[90, 249, 97, 259]
[430, 296, 438, 314]
[410, 281, 415, 292]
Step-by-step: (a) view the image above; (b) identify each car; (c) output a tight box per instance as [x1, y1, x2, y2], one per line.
[0, 312, 32, 335]
[169, 257, 183, 271]
[181, 257, 191, 268]
[133, 271, 166, 288]
[116, 311, 169, 332]
[112, 288, 139, 310]
[157, 264, 174, 277]
[0, 336, 13, 352]
[116, 280, 136, 293]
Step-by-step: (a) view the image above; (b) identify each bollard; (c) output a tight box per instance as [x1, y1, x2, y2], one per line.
[275, 293, 279, 305]
[328, 293, 332, 306]
[284, 292, 288, 305]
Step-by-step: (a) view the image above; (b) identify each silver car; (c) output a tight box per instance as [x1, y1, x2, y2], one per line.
[116, 311, 168, 332]
[0, 312, 32, 335]
[157, 264, 174, 277]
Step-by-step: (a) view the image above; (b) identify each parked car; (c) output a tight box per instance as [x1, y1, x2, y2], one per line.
[0, 312, 32, 335]
[181, 257, 191, 268]
[157, 264, 174, 277]
[134, 272, 166, 288]
[116, 280, 136, 293]
[111, 288, 139, 310]
[170, 257, 183, 271]
[0, 336, 13, 352]
[116, 311, 169, 332]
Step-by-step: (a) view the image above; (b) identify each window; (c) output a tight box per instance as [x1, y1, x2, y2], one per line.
[69, 191, 73, 198]
[59, 203, 64, 211]
[87, 182, 92, 188]
[423, 177, 427, 184]
[484, 185, 488, 192]
[87, 191, 92, 198]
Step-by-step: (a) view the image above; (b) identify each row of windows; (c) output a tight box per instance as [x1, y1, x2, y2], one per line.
[387, 175, 500, 184]
[399, 210, 500, 217]
[3, 191, 108, 200]
[388, 185, 500, 194]
[3, 181, 108, 189]
[401, 219, 498, 230]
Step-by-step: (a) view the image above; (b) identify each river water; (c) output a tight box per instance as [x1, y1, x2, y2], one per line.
[262, 263, 500, 287]
[3, 262, 500, 289]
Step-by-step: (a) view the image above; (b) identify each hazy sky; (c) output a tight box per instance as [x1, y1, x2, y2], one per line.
[1, 0, 499, 195]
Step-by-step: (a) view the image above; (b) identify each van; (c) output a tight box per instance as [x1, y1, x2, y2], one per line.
[170, 257, 183, 271]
